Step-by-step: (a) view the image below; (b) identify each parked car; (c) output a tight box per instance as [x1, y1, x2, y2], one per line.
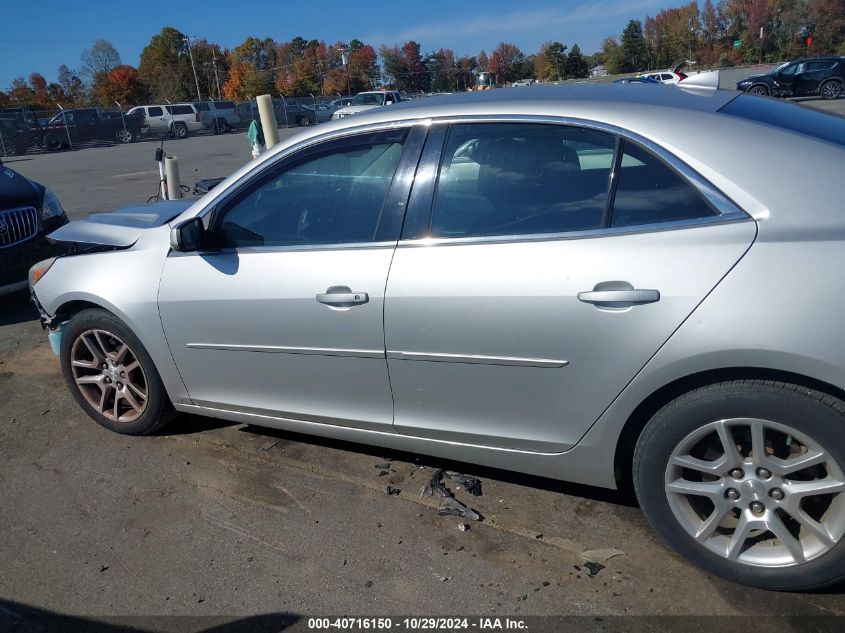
[193, 100, 241, 133]
[639, 70, 687, 84]
[125, 104, 202, 139]
[0, 158, 67, 294]
[328, 97, 354, 109]
[0, 116, 40, 156]
[272, 99, 317, 126]
[29, 86, 845, 591]
[736, 57, 845, 99]
[305, 102, 335, 123]
[615, 77, 661, 84]
[41, 108, 144, 149]
[0, 107, 40, 127]
[511, 79, 535, 87]
[331, 90, 402, 119]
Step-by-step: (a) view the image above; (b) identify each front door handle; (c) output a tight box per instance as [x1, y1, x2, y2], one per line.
[316, 286, 369, 307]
[578, 281, 660, 308]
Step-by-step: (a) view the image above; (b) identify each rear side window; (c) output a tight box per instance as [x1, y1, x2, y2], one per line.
[218, 101, 236, 109]
[194, 102, 210, 111]
[430, 123, 616, 238]
[720, 95, 845, 148]
[148, 106, 163, 116]
[610, 141, 716, 227]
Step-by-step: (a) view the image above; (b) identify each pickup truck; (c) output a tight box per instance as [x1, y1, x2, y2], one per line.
[41, 108, 144, 150]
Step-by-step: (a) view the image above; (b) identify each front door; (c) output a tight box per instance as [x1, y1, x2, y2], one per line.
[384, 122, 756, 452]
[159, 126, 423, 431]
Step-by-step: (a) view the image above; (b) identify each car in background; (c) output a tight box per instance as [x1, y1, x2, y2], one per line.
[41, 108, 144, 149]
[0, 116, 40, 156]
[640, 70, 686, 84]
[305, 102, 335, 123]
[28, 85, 845, 591]
[615, 77, 661, 85]
[126, 104, 202, 139]
[272, 100, 317, 126]
[193, 100, 241, 133]
[511, 79, 535, 87]
[331, 90, 402, 119]
[0, 157, 68, 294]
[736, 57, 844, 99]
[328, 97, 354, 109]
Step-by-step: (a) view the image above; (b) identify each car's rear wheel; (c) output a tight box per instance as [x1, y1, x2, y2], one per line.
[60, 309, 174, 435]
[43, 132, 63, 151]
[172, 122, 188, 139]
[820, 80, 841, 100]
[298, 115, 310, 126]
[748, 84, 769, 96]
[634, 380, 845, 590]
[214, 118, 230, 133]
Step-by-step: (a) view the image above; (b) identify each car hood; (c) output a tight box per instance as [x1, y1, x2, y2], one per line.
[336, 105, 381, 115]
[1, 165, 43, 209]
[739, 73, 769, 82]
[47, 199, 194, 248]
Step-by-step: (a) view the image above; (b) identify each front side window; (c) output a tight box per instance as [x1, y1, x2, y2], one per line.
[352, 93, 384, 106]
[430, 123, 616, 238]
[215, 130, 407, 248]
[610, 141, 716, 227]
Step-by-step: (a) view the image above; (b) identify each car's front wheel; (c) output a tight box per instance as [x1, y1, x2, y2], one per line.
[748, 84, 769, 96]
[60, 308, 174, 435]
[634, 380, 845, 591]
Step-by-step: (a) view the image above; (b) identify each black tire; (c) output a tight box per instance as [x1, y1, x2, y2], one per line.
[297, 115, 310, 126]
[634, 380, 845, 591]
[115, 128, 133, 143]
[820, 80, 842, 101]
[214, 118, 230, 134]
[748, 84, 769, 96]
[60, 308, 175, 436]
[43, 132, 63, 151]
[172, 122, 188, 139]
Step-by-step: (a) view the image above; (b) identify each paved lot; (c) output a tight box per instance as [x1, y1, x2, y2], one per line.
[2, 95, 845, 628]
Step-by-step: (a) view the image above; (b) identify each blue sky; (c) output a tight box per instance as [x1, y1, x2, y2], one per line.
[1, 0, 682, 88]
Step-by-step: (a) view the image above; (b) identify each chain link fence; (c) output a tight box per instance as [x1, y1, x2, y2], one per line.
[0, 92, 452, 159]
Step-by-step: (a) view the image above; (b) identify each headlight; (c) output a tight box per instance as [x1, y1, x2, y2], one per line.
[29, 257, 57, 287]
[42, 188, 66, 220]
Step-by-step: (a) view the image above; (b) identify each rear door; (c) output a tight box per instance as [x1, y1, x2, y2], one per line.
[384, 121, 755, 452]
[146, 106, 168, 134]
[796, 60, 833, 95]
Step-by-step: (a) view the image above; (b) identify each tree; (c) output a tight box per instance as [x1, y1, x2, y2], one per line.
[91, 65, 148, 106]
[488, 42, 525, 84]
[57, 65, 84, 105]
[535, 41, 567, 81]
[602, 37, 625, 74]
[566, 44, 589, 79]
[81, 39, 121, 78]
[477, 50, 489, 72]
[139, 27, 194, 101]
[620, 19, 648, 72]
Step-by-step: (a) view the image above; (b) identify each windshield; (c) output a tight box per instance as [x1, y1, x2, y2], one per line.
[351, 93, 384, 106]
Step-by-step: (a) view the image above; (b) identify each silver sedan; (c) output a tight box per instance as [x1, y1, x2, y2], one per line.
[29, 84, 845, 591]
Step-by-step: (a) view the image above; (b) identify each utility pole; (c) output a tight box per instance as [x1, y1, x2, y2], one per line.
[211, 56, 222, 100]
[341, 50, 350, 97]
[184, 35, 202, 101]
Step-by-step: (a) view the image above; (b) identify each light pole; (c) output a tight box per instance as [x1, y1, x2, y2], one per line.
[184, 35, 202, 101]
[341, 50, 350, 97]
[211, 56, 222, 100]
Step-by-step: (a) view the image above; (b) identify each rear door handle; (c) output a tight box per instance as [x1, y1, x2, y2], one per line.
[316, 286, 369, 307]
[578, 281, 660, 308]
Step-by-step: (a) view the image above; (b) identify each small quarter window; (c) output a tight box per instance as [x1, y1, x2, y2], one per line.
[610, 141, 716, 227]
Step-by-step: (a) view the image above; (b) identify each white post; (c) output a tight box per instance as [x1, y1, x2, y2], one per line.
[165, 156, 182, 199]
[256, 94, 280, 149]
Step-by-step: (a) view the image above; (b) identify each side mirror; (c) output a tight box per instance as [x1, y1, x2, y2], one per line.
[170, 216, 205, 252]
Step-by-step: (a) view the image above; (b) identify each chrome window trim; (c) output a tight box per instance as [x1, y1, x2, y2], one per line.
[170, 240, 398, 257]
[188, 113, 749, 251]
[397, 214, 750, 249]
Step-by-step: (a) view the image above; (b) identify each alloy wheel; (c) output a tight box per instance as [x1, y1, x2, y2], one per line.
[117, 130, 132, 143]
[665, 418, 845, 567]
[821, 82, 840, 99]
[749, 86, 767, 96]
[70, 329, 149, 423]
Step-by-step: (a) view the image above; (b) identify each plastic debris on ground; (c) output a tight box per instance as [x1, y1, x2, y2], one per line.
[420, 468, 484, 522]
[583, 561, 606, 577]
[580, 548, 626, 563]
[384, 484, 401, 496]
